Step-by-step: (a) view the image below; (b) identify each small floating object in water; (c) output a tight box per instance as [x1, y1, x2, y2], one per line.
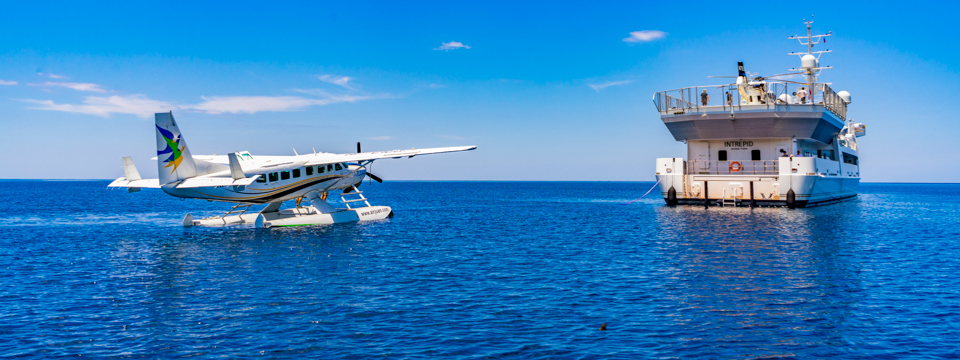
[599, 323, 607, 331]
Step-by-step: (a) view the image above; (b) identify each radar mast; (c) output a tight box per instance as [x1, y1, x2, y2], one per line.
[788, 17, 832, 83]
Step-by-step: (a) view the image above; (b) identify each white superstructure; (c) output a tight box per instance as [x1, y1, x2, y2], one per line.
[652, 20, 864, 208]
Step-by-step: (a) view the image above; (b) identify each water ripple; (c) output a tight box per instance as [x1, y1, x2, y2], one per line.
[1, 181, 959, 358]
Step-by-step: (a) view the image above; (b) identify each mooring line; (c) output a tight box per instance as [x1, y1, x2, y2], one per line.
[623, 177, 663, 205]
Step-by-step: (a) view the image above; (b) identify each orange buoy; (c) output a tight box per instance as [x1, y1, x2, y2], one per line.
[729, 161, 742, 172]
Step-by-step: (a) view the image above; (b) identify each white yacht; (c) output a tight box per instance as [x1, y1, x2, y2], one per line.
[653, 20, 865, 208]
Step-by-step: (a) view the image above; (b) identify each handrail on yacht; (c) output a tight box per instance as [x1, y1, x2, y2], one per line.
[686, 160, 780, 175]
[653, 81, 847, 120]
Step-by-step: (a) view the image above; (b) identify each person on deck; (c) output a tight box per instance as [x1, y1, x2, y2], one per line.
[701, 89, 709, 106]
[780, 149, 789, 157]
[726, 91, 732, 106]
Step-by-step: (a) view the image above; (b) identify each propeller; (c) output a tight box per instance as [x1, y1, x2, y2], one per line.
[354, 141, 382, 182]
[341, 141, 384, 194]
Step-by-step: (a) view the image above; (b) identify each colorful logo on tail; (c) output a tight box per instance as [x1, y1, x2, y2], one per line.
[157, 125, 185, 174]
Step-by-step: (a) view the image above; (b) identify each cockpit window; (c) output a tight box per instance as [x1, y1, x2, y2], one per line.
[256, 174, 267, 183]
[335, 163, 343, 171]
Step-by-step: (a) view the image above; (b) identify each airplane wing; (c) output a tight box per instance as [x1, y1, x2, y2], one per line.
[108, 178, 161, 188]
[175, 175, 261, 189]
[303, 145, 477, 166]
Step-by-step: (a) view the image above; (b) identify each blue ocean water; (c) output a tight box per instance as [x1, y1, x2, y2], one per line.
[2, 181, 959, 358]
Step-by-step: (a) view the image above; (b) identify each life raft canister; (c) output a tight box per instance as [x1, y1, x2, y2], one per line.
[729, 161, 742, 172]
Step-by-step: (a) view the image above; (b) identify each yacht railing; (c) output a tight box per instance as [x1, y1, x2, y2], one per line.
[653, 81, 847, 120]
[686, 160, 780, 175]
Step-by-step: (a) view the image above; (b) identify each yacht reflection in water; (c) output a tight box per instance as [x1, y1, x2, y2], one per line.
[651, 206, 865, 355]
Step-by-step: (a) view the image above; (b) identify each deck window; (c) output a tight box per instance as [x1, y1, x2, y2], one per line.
[256, 174, 267, 183]
[843, 153, 859, 165]
[268, 172, 279, 182]
[318, 165, 325, 174]
[305, 166, 314, 176]
[335, 163, 343, 171]
[718, 150, 728, 161]
[280, 171, 291, 180]
[292, 168, 301, 178]
[752, 150, 761, 161]
[327, 164, 333, 172]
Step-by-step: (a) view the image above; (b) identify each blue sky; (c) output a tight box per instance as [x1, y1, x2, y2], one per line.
[2, 1, 958, 182]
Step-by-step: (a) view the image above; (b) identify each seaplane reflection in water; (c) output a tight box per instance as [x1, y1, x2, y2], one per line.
[109, 112, 476, 228]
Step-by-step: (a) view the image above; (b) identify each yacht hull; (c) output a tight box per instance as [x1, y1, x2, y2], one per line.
[655, 157, 859, 208]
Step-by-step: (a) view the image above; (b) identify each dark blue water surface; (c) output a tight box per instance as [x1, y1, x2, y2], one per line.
[2, 181, 960, 358]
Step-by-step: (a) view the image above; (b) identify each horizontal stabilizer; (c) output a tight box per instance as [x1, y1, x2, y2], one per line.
[303, 145, 477, 166]
[108, 178, 161, 188]
[122, 156, 142, 181]
[175, 175, 260, 189]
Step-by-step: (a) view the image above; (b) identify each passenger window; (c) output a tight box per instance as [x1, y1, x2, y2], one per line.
[751, 150, 761, 161]
[280, 171, 290, 180]
[327, 164, 333, 172]
[335, 163, 343, 171]
[256, 174, 267, 183]
[318, 165, 325, 174]
[292, 168, 301, 178]
[305, 166, 313, 176]
[269, 172, 279, 182]
[718, 150, 728, 161]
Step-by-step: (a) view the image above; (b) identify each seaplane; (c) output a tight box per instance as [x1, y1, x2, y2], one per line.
[108, 112, 476, 228]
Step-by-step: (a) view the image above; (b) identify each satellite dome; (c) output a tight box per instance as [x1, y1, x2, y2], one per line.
[837, 90, 851, 104]
[801, 54, 818, 69]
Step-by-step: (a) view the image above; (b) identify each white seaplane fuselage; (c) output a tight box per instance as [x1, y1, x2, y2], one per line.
[162, 153, 367, 203]
[108, 112, 476, 228]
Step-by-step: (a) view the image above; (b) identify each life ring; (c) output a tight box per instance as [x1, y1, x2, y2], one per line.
[729, 161, 742, 172]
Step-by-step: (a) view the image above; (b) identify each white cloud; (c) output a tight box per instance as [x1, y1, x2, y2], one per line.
[588, 80, 634, 91]
[0, 80, 16, 85]
[367, 136, 392, 140]
[30, 82, 107, 92]
[623, 30, 667, 43]
[22, 94, 174, 118]
[318, 75, 353, 89]
[435, 41, 471, 51]
[186, 94, 370, 114]
[24, 93, 372, 117]
[47, 73, 68, 79]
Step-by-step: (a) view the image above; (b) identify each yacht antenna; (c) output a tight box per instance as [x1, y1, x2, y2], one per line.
[788, 17, 833, 83]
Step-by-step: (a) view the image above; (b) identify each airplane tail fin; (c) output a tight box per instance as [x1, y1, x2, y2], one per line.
[155, 111, 197, 184]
